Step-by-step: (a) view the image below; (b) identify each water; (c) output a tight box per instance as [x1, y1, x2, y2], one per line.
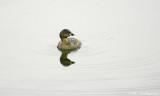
[0, 0, 160, 96]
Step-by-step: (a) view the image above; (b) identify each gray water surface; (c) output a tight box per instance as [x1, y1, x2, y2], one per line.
[0, 0, 160, 96]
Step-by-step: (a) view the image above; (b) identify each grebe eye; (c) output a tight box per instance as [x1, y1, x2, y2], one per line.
[69, 33, 75, 36]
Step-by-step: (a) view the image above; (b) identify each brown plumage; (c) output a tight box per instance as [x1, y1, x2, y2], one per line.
[57, 29, 82, 51]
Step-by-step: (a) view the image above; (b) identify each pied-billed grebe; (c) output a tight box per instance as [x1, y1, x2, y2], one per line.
[57, 29, 82, 50]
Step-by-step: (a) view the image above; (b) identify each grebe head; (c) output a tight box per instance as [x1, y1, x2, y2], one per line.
[59, 29, 74, 39]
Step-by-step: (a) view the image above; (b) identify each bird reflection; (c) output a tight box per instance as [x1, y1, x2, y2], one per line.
[59, 50, 77, 67]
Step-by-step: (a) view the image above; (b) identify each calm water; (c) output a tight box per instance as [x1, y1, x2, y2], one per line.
[0, 0, 160, 96]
